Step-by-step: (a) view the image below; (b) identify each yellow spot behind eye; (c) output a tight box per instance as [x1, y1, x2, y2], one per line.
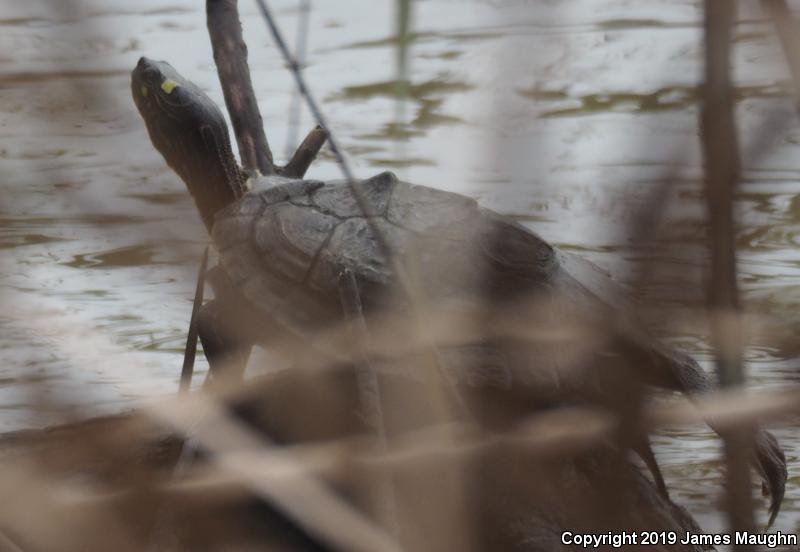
[161, 79, 179, 94]
[140, 86, 148, 97]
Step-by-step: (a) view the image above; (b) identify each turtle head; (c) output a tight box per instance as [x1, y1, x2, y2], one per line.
[131, 57, 245, 232]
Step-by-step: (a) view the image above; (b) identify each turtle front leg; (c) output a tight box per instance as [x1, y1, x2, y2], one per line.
[197, 299, 253, 386]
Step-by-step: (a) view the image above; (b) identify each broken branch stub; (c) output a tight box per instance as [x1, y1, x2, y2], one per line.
[281, 126, 329, 178]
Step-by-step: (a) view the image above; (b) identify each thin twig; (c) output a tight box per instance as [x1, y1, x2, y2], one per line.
[338, 269, 398, 531]
[180, 247, 209, 394]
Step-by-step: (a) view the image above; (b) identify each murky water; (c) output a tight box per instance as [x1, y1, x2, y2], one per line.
[1, 0, 800, 537]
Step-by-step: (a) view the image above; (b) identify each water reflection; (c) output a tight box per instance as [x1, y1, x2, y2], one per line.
[519, 83, 794, 117]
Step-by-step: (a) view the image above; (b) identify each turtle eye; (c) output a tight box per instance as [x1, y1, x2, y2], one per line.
[160, 78, 180, 95]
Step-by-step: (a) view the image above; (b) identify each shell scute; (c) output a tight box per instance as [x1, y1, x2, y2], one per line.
[215, 193, 265, 221]
[387, 181, 477, 233]
[307, 217, 410, 301]
[241, 271, 336, 331]
[259, 179, 324, 205]
[253, 202, 338, 282]
[219, 242, 261, 286]
[212, 215, 254, 248]
[311, 171, 397, 218]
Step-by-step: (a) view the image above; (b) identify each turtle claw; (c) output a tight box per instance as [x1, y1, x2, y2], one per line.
[753, 428, 786, 528]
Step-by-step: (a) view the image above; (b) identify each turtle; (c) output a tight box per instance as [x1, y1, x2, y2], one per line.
[131, 57, 787, 524]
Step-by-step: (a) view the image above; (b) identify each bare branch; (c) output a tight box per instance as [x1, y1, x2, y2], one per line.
[207, 0, 275, 175]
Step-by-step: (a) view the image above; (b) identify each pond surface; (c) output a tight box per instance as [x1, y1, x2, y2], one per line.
[1, 0, 800, 536]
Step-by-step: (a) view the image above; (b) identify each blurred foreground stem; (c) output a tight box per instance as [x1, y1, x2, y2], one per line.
[700, 0, 756, 542]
